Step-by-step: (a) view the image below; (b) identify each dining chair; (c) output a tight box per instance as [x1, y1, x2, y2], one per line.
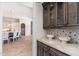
[13, 31, 17, 42]
[8, 32, 14, 43]
[16, 32, 21, 40]
[3, 32, 9, 44]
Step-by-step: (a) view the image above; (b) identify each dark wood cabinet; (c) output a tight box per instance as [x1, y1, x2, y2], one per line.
[42, 2, 55, 29]
[49, 3, 56, 28]
[37, 41, 49, 56]
[43, 4, 50, 29]
[57, 2, 65, 26]
[77, 2, 79, 24]
[67, 2, 79, 26]
[67, 2, 77, 26]
[42, 2, 66, 29]
[49, 47, 69, 56]
[37, 41, 69, 56]
[42, 2, 79, 29]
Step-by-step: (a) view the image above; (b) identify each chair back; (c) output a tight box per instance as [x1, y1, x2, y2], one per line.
[13, 31, 17, 38]
[17, 32, 21, 37]
[8, 32, 13, 38]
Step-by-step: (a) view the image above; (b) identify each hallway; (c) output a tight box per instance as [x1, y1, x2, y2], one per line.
[3, 36, 32, 56]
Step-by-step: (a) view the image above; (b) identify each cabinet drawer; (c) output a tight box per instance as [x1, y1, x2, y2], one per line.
[49, 47, 70, 56]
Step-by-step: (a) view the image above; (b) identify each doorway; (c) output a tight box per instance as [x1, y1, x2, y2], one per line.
[3, 17, 32, 56]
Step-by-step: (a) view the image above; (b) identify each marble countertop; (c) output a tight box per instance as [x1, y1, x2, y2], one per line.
[37, 38, 79, 56]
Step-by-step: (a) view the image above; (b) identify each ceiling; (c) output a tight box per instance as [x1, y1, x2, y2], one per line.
[19, 2, 33, 8]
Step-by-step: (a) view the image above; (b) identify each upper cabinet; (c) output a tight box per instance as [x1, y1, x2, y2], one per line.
[49, 3, 56, 28]
[57, 2, 65, 26]
[67, 2, 77, 26]
[42, 2, 79, 29]
[77, 3, 79, 24]
[43, 3, 50, 29]
[67, 2, 79, 26]
[42, 2, 66, 29]
[42, 2, 56, 29]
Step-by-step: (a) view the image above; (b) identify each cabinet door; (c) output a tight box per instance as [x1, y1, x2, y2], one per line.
[77, 2, 79, 24]
[37, 41, 40, 56]
[43, 5, 50, 29]
[57, 2, 64, 26]
[43, 44, 49, 56]
[37, 41, 49, 56]
[37, 41, 44, 56]
[68, 2, 77, 26]
[49, 3, 56, 28]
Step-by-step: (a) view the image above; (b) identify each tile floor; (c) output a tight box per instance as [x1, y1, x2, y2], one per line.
[3, 36, 32, 56]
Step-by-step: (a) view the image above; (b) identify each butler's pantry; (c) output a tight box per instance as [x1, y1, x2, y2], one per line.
[1, 2, 79, 56]
[2, 2, 33, 56]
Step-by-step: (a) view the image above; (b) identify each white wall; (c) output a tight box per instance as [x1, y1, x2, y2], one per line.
[0, 3, 3, 56]
[2, 2, 33, 36]
[33, 3, 46, 56]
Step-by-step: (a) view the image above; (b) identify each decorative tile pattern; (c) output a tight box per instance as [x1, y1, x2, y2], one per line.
[47, 27, 79, 43]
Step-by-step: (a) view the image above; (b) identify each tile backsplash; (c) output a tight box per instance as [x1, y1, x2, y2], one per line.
[47, 27, 79, 43]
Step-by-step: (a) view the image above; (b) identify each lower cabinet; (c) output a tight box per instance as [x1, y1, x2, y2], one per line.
[37, 41, 49, 56]
[37, 41, 70, 56]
